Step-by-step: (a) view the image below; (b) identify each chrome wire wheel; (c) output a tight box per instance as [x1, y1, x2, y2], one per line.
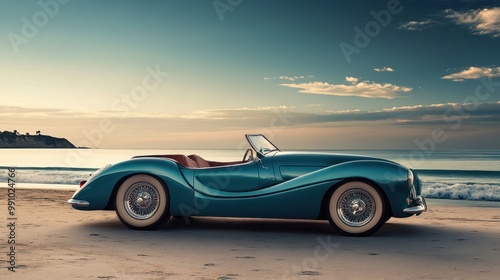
[115, 174, 170, 230]
[337, 188, 375, 227]
[124, 182, 160, 220]
[327, 181, 385, 236]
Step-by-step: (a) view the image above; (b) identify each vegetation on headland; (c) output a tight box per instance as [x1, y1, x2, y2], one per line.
[0, 130, 76, 148]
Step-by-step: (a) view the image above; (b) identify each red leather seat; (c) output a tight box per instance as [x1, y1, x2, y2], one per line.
[188, 154, 211, 168]
[133, 154, 197, 168]
[165, 155, 198, 168]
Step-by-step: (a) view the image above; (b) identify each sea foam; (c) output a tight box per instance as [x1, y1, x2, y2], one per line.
[422, 182, 500, 201]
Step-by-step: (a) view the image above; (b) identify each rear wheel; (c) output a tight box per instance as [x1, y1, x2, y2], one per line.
[115, 174, 170, 230]
[327, 181, 385, 236]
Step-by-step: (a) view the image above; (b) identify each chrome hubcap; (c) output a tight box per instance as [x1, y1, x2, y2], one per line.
[337, 188, 375, 227]
[124, 182, 159, 220]
[350, 199, 366, 215]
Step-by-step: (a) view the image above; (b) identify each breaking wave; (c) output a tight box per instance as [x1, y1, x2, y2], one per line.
[422, 182, 500, 201]
[0, 166, 98, 186]
[416, 169, 500, 201]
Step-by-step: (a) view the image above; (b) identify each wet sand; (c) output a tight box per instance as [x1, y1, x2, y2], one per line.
[2, 189, 500, 279]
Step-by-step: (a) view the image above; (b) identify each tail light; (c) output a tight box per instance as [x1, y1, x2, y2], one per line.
[79, 181, 87, 188]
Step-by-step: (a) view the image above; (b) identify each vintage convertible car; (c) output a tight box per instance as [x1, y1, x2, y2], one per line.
[68, 134, 426, 236]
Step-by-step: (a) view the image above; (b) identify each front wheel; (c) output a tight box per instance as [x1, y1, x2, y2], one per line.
[115, 174, 170, 230]
[327, 181, 385, 237]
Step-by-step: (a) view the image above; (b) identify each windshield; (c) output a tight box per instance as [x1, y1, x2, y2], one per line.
[246, 134, 280, 155]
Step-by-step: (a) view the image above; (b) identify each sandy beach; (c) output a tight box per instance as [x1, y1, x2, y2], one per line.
[2, 188, 500, 279]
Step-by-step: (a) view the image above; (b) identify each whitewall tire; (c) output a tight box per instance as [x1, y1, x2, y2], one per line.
[327, 181, 385, 236]
[115, 174, 170, 230]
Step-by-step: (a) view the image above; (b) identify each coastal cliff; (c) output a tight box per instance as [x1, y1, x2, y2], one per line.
[0, 131, 76, 148]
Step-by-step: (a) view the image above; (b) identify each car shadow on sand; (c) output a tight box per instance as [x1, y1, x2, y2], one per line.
[78, 215, 481, 240]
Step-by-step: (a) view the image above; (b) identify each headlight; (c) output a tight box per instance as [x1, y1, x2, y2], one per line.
[408, 169, 414, 189]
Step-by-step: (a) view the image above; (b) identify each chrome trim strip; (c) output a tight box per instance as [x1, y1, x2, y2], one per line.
[403, 205, 426, 214]
[403, 195, 427, 215]
[68, 199, 90, 207]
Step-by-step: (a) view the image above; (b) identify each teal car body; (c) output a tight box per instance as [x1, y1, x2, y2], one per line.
[69, 134, 426, 236]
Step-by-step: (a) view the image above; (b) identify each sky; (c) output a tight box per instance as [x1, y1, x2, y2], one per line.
[1, 0, 499, 149]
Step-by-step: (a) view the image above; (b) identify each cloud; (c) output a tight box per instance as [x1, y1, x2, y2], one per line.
[374, 67, 394, 72]
[281, 75, 304, 81]
[306, 103, 325, 108]
[185, 101, 500, 128]
[186, 106, 296, 121]
[397, 20, 435, 31]
[279, 77, 412, 99]
[264, 75, 309, 81]
[345, 76, 359, 84]
[5, 102, 499, 128]
[3, 101, 500, 149]
[445, 7, 500, 37]
[442, 66, 500, 81]
[299, 101, 500, 128]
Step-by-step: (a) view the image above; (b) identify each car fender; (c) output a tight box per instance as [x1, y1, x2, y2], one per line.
[310, 160, 411, 217]
[71, 158, 194, 212]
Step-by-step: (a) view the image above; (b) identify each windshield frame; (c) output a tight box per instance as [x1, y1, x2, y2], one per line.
[245, 134, 280, 156]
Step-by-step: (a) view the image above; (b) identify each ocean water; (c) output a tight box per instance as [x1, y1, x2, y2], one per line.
[1, 148, 499, 201]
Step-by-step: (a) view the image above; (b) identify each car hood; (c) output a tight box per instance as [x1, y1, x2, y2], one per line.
[272, 151, 390, 166]
[270, 151, 395, 181]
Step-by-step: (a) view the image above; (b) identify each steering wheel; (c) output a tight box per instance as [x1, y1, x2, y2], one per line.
[242, 148, 254, 161]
